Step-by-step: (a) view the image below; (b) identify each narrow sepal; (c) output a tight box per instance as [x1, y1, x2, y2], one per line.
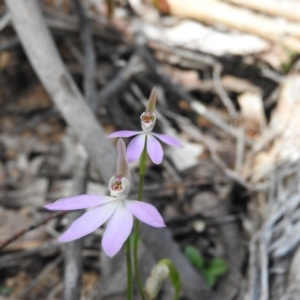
[146, 87, 157, 113]
[117, 138, 131, 181]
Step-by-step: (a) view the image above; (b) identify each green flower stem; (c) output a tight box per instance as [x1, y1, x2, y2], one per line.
[125, 239, 133, 300]
[133, 145, 147, 300]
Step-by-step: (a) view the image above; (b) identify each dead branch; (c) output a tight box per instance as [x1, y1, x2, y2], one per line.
[159, 0, 300, 52]
[17, 255, 63, 298]
[97, 53, 148, 106]
[73, 0, 98, 112]
[63, 143, 88, 300]
[43, 6, 123, 43]
[138, 46, 242, 140]
[168, 111, 253, 189]
[4, 0, 117, 182]
[212, 63, 238, 119]
[63, 1, 97, 295]
[224, 0, 300, 23]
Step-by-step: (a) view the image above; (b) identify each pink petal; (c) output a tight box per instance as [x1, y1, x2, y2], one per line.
[127, 133, 146, 163]
[58, 201, 119, 242]
[44, 195, 111, 210]
[101, 202, 133, 257]
[126, 200, 165, 228]
[107, 131, 141, 138]
[146, 134, 163, 164]
[152, 133, 183, 147]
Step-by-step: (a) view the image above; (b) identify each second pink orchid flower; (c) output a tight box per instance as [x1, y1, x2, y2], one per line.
[107, 88, 183, 164]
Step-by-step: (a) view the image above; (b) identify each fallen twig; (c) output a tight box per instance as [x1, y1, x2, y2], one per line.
[43, 6, 123, 43]
[212, 63, 238, 119]
[0, 211, 66, 251]
[16, 255, 63, 298]
[73, 0, 98, 112]
[63, 143, 88, 300]
[97, 53, 147, 107]
[137, 46, 242, 140]
[162, 108, 253, 189]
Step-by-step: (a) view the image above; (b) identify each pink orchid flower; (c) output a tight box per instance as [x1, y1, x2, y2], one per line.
[44, 139, 165, 257]
[107, 88, 183, 164]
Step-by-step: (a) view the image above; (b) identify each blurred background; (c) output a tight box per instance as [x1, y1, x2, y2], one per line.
[1, 0, 300, 299]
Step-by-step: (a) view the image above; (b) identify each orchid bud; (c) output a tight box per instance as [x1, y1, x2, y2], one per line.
[145, 263, 169, 299]
[116, 139, 131, 182]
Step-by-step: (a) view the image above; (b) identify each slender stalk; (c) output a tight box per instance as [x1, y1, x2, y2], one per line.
[133, 145, 147, 300]
[125, 239, 133, 300]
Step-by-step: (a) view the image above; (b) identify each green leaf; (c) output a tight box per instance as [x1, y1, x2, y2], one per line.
[184, 246, 204, 272]
[158, 259, 181, 300]
[202, 269, 217, 287]
[184, 246, 227, 287]
[207, 258, 227, 276]
[202, 258, 227, 287]
[0, 286, 11, 295]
